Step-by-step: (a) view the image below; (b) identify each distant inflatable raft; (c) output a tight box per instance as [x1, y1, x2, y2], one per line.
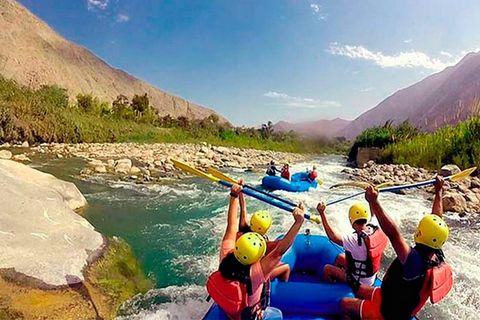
[262, 172, 318, 192]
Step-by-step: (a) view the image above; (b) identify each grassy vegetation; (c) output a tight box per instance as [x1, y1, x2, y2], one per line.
[0, 76, 346, 153]
[87, 237, 153, 315]
[347, 120, 419, 162]
[382, 117, 480, 170]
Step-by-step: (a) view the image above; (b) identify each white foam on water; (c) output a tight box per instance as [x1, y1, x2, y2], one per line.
[117, 285, 211, 320]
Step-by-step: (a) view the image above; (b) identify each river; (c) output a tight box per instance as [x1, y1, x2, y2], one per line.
[34, 154, 480, 320]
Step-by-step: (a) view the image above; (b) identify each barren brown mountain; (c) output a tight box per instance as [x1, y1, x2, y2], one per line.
[272, 118, 351, 138]
[339, 52, 480, 140]
[0, 0, 227, 122]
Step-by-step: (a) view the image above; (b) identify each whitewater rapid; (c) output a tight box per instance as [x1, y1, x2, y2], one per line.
[80, 155, 479, 320]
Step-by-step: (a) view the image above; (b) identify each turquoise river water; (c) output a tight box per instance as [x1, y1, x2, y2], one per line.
[34, 154, 480, 320]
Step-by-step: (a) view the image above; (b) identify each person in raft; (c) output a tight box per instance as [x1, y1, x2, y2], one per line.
[266, 161, 281, 176]
[305, 165, 318, 182]
[237, 181, 290, 282]
[340, 176, 454, 320]
[316, 202, 388, 293]
[207, 182, 306, 320]
[280, 163, 291, 181]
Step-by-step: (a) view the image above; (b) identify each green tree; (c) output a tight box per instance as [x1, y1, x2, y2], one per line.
[131, 93, 150, 114]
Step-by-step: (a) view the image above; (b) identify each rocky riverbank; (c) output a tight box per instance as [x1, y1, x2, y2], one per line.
[0, 159, 152, 319]
[1, 142, 307, 182]
[342, 161, 480, 216]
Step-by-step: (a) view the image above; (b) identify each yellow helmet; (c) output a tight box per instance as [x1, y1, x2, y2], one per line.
[348, 203, 370, 226]
[414, 214, 449, 249]
[234, 232, 267, 265]
[250, 210, 273, 236]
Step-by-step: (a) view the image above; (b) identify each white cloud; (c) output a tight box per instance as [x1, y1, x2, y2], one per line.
[440, 51, 453, 58]
[404, 39, 413, 44]
[264, 91, 340, 109]
[327, 45, 457, 71]
[87, 0, 109, 11]
[116, 14, 130, 23]
[359, 87, 373, 92]
[310, 3, 327, 20]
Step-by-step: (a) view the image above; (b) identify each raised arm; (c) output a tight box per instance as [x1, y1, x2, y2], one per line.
[238, 180, 248, 230]
[431, 176, 444, 218]
[366, 186, 411, 264]
[316, 202, 343, 246]
[260, 203, 305, 276]
[223, 184, 242, 242]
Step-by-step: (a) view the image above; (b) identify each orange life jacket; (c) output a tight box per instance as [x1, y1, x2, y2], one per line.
[346, 225, 389, 278]
[411, 259, 454, 317]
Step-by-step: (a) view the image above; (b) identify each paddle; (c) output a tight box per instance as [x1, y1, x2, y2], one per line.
[329, 181, 393, 190]
[172, 159, 321, 224]
[326, 167, 477, 206]
[208, 168, 297, 207]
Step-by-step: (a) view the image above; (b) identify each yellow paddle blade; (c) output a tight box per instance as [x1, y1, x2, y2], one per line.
[317, 178, 323, 186]
[208, 168, 238, 184]
[329, 181, 370, 190]
[450, 167, 477, 181]
[171, 159, 220, 183]
[375, 181, 394, 189]
[309, 215, 321, 224]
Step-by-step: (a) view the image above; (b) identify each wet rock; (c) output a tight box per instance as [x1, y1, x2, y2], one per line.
[0, 150, 12, 159]
[21, 141, 29, 148]
[439, 164, 461, 177]
[56, 153, 63, 158]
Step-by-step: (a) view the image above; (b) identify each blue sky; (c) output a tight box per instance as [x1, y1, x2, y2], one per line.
[18, 0, 480, 126]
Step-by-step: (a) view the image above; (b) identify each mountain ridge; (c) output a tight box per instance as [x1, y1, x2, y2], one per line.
[338, 51, 480, 139]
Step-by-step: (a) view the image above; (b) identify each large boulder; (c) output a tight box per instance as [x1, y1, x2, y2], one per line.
[0, 160, 103, 286]
[0, 150, 12, 159]
[442, 192, 467, 213]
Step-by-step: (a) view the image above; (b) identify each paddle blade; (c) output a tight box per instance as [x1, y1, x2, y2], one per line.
[450, 167, 477, 182]
[309, 215, 321, 224]
[171, 159, 219, 183]
[376, 181, 394, 189]
[329, 181, 370, 190]
[317, 178, 323, 186]
[208, 168, 238, 184]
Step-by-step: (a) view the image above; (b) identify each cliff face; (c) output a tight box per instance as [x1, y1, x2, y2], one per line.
[0, 0, 228, 122]
[339, 52, 480, 139]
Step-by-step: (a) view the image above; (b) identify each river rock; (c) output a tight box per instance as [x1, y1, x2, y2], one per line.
[12, 154, 30, 161]
[442, 192, 467, 213]
[130, 166, 141, 175]
[439, 164, 461, 177]
[0, 160, 103, 286]
[21, 141, 29, 148]
[0, 150, 12, 159]
[115, 158, 132, 174]
[471, 177, 480, 189]
[94, 165, 107, 173]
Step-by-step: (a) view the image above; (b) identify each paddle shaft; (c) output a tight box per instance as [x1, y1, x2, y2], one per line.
[218, 180, 314, 221]
[326, 175, 456, 206]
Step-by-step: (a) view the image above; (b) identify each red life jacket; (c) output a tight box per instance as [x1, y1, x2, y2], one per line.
[411, 260, 454, 317]
[206, 270, 249, 318]
[308, 170, 317, 180]
[346, 225, 388, 278]
[206, 253, 257, 319]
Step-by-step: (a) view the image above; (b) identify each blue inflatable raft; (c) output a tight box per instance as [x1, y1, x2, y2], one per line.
[262, 172, 318, 192]
[203, 234, 359, 320]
